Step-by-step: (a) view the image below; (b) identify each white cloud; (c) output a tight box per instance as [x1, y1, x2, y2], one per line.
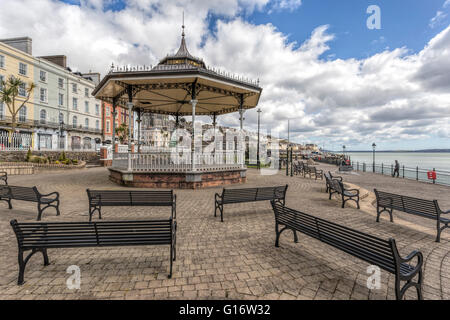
[270, 0, 302, 13]
[0, 0, 449, 148]
[430, 11, 447, 28]
[444, 0, 450, 8]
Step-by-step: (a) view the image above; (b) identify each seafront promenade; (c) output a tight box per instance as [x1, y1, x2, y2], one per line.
[0, 165, 448, 300]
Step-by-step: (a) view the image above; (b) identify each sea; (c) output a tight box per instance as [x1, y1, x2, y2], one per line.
[345, 152, 450, 172]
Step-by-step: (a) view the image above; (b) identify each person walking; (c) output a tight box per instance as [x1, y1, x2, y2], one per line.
[393, 160, 400, 178]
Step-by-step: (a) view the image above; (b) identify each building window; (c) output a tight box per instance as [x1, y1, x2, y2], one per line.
[0, 55, 5, 68]
[19, 106, 27, 122]
[106, 106, 110, 116]
[72, 83, 77, 93]
[58, 78, 64, 89]
[83, 137, 92, 150]
[106, 120, 110, 133]
[0, 75, 4, 91]
[85, 118, 89, 129]
[40, 88, 47, 102]
[85, 101, 89, 113]
[95, 120, 100, 130]
[59, 112, 64, 124]
[73, 97, 78, 110]
[0, 102, 4, 120]
[39, 134, 52, 150]
[72, 116, 77, 128]
[85, 88, 89, 97]
[19, 62, 27, 76]
[18, 83, 26, 97]
[58, 93, 64, 106]
[39, 70, 47, 82]
[71, 136, 81, 150]
[95, 104, 99, 115]
[40, 109, 47, 124]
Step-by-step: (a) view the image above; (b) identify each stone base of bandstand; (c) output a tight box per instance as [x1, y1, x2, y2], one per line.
[108, 168, 247, 189]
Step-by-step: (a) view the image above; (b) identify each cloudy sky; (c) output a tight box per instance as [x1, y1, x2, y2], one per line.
[1, 0, 450, 151]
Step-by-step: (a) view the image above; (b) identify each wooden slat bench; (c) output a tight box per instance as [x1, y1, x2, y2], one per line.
[293, 162, 304, 175]
[0, 171, 7, 185]
[0, 185, 60, 220]
[305, 166, 323, 180]
[10, 218, 176, 284]
[328, 179, 360, 209]
[86, 189, 176, 222]
[324, 171, 342, 193]
[374, 189, 449, 242]
[271, 201, 423, 300]
[215, 185, 288, 222]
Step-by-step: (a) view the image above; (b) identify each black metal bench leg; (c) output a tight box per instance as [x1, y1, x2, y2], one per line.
[37, 204, 43, 221]
[220, 205, 224, 222]
[17, 250, 26, 285]
[275, 225, 289, 247]
[395, 268, 423, 300]
[41, 248, 50, 266]
[293, 230, 298, 243]
[17, 248, 48, 285]
[435, 221, 447, 242]
[169, 244, 173, 279]
[55, 201, 60, 216]
[1, 198, 12, 209]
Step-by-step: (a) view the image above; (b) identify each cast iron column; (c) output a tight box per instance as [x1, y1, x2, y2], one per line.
[191, 99, 198, 171]
[111, 99, 117, 160]
[127, 85, 133, 171]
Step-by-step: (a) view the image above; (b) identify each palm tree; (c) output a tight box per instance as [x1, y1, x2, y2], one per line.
[0, 75, 36, 134]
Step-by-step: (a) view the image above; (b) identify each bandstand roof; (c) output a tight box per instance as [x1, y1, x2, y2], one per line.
[92, 26, 262, 116]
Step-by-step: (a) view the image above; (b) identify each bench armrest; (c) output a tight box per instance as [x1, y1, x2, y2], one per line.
[442, 210, 450, 214]
[399, 250, 423, 277]
[334, 176, 343, 181]
[346, 188, 359, 195]
[215, 193, 222, 202]
[40, 191, 59, 199]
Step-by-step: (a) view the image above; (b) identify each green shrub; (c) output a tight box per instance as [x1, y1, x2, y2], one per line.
[26, 148, 32, 162]
[59, 151, 67, 162]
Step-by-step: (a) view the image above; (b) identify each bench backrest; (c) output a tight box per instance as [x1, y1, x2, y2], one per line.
[271, 202, 398, 274]
[222, 185, 288, 203]
[0, 172, 7, 184]
[5, 186, 39, 201]
[374, 189, 440, 218]
[330, 179, 343, 194]
[10, 219, 173, 250]
[87, 189, 174, 207]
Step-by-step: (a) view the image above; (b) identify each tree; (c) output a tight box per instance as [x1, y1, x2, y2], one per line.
[0, 75, 36, 133]
[115, 123, 128, 144]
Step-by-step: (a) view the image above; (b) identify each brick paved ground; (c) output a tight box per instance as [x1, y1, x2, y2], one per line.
[0, 164, 448, 300]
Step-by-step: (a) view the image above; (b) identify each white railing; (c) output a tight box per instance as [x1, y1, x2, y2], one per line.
[117, 144, 128, 153]
[112, 150, 245, 172]
[0, 132, 33, 151]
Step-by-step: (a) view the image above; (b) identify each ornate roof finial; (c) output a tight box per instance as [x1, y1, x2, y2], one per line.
[182, 11, 185, 38]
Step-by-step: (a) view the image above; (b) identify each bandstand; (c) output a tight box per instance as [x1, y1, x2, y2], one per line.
[92, 26, 262, 188]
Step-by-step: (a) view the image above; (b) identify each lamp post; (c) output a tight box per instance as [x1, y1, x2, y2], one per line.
[342, 145, 346, 159]
[59, 119, 65, 150]
[372, 142, 376, 173]
[257, 108, 261, 170]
